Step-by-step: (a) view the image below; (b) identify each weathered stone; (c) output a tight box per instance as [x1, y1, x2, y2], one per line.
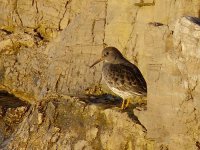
[0, 0, 199, 149]
[1, 98, 151, 150]
[135, 16, 200, 150]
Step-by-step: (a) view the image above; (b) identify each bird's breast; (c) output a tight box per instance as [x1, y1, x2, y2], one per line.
[102, 63, 127, 86]
[102, 63, 115, 84]
[102, 62, 146, 98]
[102, 63, 131, 98]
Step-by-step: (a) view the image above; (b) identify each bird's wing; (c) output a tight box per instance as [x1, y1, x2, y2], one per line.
[109, 63, 147, 96]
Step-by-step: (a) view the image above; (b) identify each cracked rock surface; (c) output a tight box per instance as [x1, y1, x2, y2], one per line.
[0, 0, 200, 149]
[2, 97, 152, 150]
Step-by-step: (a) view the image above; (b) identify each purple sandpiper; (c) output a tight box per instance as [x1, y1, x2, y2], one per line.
[90, 47, 147, 109]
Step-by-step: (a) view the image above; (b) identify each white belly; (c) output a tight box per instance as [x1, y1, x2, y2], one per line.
[102, 71, 132, 99]
[109, 86, 132, 99]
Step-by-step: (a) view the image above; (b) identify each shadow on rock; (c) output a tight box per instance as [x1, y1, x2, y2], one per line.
[78, 93, 147, 132]
[79, 94, 122, 108]
[0, 91, 30, 108]
[186, 16, 200, 26]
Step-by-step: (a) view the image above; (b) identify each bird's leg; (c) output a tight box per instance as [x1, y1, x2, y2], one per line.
[125, 98, 130, 108]
[121, 99, 126, 109]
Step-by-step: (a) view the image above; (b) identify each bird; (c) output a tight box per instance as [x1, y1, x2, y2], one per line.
[90, 47, 147, 109]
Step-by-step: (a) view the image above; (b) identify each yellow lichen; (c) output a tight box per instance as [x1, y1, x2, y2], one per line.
[36, 24, 58, 41]
[85, 85, 105, 95]
[0, 25, 15, 34]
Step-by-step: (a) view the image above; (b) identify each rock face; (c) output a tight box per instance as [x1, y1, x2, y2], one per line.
[0, 0, 200, 149]
[135, 16, 200, 150]
[2, 98, 152, 150]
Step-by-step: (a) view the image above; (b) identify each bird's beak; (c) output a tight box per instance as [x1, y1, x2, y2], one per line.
[90, 57, 104, 68]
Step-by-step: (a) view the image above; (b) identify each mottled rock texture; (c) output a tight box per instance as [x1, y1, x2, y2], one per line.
[0, 0, 200, 149]
[2, 98, 153, 150]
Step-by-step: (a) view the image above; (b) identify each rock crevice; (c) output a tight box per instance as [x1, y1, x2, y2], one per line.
[0, 0, 199, 149]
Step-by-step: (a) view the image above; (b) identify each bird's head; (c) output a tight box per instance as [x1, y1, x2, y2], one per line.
[90, 47, 124, 68]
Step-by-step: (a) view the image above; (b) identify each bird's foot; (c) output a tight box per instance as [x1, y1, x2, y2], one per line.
[120, 99, 130, 110]
[125, 99, 130, 108]
[120, 99, 125, 109]
[111, 107, 122, 111]
[135, 105, 147, 111]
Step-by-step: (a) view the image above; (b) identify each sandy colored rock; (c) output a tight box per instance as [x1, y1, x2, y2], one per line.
[1, 98, 151, 150]
[0, 0, 199, 149]
[135, 16, 200, 150]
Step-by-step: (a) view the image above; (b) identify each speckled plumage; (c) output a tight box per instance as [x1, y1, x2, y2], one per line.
[90, 46, 147, 108]
[102, 62, 147, 99]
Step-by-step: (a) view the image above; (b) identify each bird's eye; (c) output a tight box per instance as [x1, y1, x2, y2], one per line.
[105, 52, 109, 56]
